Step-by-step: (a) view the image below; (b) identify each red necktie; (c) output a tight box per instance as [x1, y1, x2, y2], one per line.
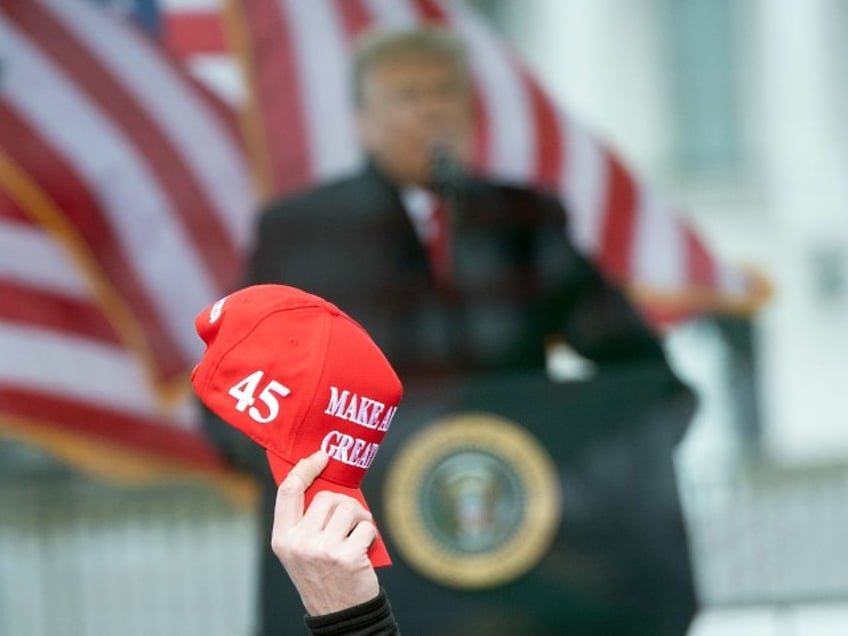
[428, 198, 452, 288]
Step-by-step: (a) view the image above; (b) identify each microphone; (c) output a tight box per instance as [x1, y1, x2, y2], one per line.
[429, 143, 464, 196]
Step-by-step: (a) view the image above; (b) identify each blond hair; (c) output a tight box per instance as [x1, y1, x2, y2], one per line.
[352, 26, 470, 108]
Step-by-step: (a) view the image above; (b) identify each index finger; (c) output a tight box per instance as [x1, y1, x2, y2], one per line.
[274, 450, 330, 529]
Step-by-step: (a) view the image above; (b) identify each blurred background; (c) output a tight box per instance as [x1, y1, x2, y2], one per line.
[1, 0, 847, 634]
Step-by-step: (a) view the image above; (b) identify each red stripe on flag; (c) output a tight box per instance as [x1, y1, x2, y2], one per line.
[243, 0, 311, 195]
[189, 70, 246, 151]
[0, 104, 187, 380]
[684, 226, 717, 287]
[415, 0, 449, 22]
[469, 85, 491, 171]
[6, 2, 240, 291]
[599, 153, 638, 283]
[521, 73, 564, 191]
[334, 0, 374, 37]
[0, 280, 121, 345]
[0, 386, 223, 468]
[165, 10, 228, 57]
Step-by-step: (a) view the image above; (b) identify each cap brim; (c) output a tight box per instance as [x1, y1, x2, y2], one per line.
[265, 450, 392, 568]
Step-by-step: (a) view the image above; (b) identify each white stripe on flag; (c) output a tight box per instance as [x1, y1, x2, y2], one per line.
[0, 221, 90, 298]
[0, 322, 181, 421]
[0, 18, 216, 359]
[717, 262, 747, 297]
[446, 2, 534, 183]
[560, 112, 608, 254]
[364, 0, 419, 27]
[46, 0, 254, 249]
[183, 55, 246, 107]
[633, 191, 685, 289]
[160, 0, 219, 10]
[283, 0, 361, 181]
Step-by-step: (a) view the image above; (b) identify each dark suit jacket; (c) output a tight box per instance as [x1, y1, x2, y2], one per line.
[204, 162, 697, 635]
[246, 161, 669, 376]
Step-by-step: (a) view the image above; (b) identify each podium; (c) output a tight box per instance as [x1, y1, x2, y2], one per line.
[255, 362, 697, 635]
[361, 363, 697, 635]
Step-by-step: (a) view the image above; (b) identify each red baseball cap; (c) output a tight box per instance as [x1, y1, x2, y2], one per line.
[191, 284, 403, 567]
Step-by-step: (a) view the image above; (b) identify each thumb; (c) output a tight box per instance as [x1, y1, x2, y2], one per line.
[274, 450, 330, 528]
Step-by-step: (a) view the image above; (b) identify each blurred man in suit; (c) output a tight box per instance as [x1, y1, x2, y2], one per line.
[205, 27, 697, 635]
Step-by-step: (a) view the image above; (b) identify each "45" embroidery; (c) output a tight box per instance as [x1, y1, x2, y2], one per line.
[228, 370, 291, 423]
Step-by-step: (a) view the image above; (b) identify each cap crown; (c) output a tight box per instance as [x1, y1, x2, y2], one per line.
[192, 285, 403, 488]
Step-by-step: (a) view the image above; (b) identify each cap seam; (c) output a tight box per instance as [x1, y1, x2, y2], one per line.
[292, 311, 336, 465]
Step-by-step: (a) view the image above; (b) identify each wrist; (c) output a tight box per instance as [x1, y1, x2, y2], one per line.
[301, 578, 380, 617]
[304, 588, 396, 635]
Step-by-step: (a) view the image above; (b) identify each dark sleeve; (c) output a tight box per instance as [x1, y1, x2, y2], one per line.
[303, 588, 400, 636]
[539, 196, 668, 367]
[245, 204, 285, 285]
[198, 402, 267, 476]
[560, 248, 666, 364]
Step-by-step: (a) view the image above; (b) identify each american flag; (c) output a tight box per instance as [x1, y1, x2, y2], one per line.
[0, 0, 768, 481]
[214, 0, 770, 326]
[148, 0, 772, 325]
[0, 0, 254, 479]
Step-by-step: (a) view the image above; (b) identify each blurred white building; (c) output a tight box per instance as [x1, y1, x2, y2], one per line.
[480, 1, 848, 633]
[483, 0, 848, 467]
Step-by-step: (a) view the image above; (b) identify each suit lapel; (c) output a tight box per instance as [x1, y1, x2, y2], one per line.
[361, 160, 434, 278]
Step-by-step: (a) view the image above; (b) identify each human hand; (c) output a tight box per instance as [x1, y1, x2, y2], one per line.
[271, 450, 380, 616]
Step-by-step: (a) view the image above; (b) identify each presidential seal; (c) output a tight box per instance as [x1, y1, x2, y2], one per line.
[383, 412, 561, 589]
